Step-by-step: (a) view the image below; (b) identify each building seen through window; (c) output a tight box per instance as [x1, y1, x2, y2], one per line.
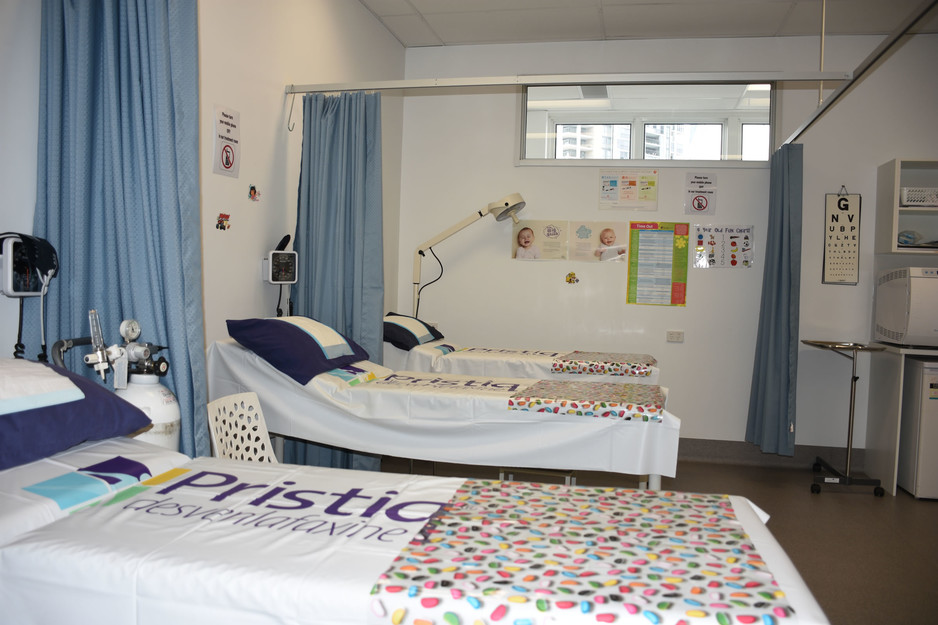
[525, 83, 772, 162]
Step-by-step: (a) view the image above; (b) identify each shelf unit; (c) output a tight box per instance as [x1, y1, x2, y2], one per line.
[875, 159, 938, 254]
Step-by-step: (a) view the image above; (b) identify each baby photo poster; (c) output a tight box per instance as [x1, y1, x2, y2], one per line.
[512, 220, 630, 262]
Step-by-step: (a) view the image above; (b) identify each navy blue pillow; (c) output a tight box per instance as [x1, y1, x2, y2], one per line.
[383, 312, 444, 351]
[0, 362, 152, 471]
[227, 316, 370, 385]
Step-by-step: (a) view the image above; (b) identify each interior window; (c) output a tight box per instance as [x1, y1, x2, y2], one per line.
[524, 83, 773, 162]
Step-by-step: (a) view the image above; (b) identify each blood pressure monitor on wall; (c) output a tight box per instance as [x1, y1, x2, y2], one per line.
[263, 250, 298, 284]
[0, 234, 58, 297]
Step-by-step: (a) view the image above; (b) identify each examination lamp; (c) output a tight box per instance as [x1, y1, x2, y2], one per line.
[412, 192, 526, 316]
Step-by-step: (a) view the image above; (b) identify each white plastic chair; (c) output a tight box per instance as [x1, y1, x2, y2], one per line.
[206, 392, 278, 463]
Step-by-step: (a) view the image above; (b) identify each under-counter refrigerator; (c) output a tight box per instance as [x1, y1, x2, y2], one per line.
[898, 358, 938, 498]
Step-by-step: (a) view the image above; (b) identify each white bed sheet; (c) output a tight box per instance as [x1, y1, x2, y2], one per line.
[384, 340, 662, 384]
[0, 457, 828, 625]
[0, 437, 189, 545]
[208, 339, 680, 480]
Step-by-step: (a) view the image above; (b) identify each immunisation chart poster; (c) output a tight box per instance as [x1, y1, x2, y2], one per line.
[599, 169, 659, 210]
[627, 222, 689, 306]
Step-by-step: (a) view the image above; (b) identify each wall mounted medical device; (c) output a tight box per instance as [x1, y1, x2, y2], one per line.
[263, 251, 298, 284]
[0, 233, 59, 298]
[1, 232, 59, 360]
[263, 234, 297, 285]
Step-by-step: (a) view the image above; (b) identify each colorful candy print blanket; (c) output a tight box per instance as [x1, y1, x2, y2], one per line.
[384, 340, 661, 385]
[371, 480, 824, 625]
[0, 459, 828, 625]
[552, 350, 658, 378]
[509, 380, 666, 420]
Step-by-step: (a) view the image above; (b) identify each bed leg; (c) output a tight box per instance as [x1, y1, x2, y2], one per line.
[648, 474, 661, 490]
[272, 435, 284, 462]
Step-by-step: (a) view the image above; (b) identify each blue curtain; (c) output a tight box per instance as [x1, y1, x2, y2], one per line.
[284, 91, 384, 470]
[27, 0, 208, 458]
[746, 143, 803, 456]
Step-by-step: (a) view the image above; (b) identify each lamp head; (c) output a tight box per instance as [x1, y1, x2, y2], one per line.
[487, 192, 526, 224]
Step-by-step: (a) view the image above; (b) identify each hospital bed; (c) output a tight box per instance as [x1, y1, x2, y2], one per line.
[383, 312, 661, 384]
[0, 456, 829, 625]
[207, 316, 680, 487]
[0, 358, 190, 545]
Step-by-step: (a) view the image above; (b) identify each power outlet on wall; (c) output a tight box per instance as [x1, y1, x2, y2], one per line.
[666, 330, 684, 343]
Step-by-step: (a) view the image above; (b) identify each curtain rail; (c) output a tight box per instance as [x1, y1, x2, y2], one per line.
[285, 71, 851, 95]
[784, 0, 938, 145]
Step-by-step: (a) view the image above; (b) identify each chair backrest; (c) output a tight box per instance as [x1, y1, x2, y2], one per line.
[206, 392, 277, 463]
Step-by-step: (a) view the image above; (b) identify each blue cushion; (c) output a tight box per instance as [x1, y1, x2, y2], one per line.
[0, 362, 152, 471]
[383, 312, 444, 351]
[227, 316, 370, 385]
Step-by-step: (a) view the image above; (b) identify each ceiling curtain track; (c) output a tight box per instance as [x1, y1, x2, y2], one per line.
[285, 71, 849, 96]
[784, 0, 938, 145]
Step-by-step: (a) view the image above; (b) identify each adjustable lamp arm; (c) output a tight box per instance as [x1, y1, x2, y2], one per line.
[412, 209, 486, 316]
[411, 193, 526, 316]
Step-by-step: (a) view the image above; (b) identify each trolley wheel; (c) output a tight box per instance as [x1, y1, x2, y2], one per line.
[810, 483, 821, 494]
[812, 462, 822, 472]
[874, 486, 885, 497]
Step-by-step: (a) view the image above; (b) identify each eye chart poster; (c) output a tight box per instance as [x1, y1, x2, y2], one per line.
[693, 225, 754, 268]
[599, 169, 659, 210]
[627, 222, 690, 306]
[823, 193, 861, 285]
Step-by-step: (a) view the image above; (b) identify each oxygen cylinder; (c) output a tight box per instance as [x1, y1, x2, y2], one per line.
[116, 373, 181, 452]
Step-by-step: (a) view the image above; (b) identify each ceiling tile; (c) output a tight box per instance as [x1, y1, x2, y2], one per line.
[602, 2, 795, 39]
[410, 0, 601, 12]
[359, 0, 417, 18]
[360, 0, 938, 47]
[380, 14, 445, 47]
[779, 0, 925, 36]
[424, 8, 605, 45]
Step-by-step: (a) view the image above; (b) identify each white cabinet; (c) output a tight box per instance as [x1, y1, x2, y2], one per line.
[875, 159, 938, 254]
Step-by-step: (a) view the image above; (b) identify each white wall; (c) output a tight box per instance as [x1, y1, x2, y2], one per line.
[0, 0, 404, 353]
[0, 0, 41, 356]
[4, 0, 936, 450]
[394, 35, 938, 446]
[198, 0, 405, 346]
[795, 35, 938, 448]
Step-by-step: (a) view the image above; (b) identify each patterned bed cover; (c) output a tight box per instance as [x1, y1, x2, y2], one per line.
[372, 479, 821, 625]
[509, 379, 666, 420]
[0, 459, 828, 625]
[551, 350, 658, 378]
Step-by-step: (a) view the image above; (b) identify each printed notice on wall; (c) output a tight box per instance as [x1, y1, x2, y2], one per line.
[685, 172, 717, 215]
[626, 222, 689, 306]
[213, 105, 241, 178]
[693, 225, 754, 269]
[823, 193, 861, 285]
[599, 169, 659, 210]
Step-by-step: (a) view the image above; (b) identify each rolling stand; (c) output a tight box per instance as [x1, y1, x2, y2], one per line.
[802, 340, 886, 497]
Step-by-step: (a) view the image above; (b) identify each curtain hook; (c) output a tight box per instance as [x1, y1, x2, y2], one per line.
[287, 88, 297, 132]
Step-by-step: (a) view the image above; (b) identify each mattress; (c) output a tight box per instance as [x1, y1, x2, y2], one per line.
[207, 339, 681, 480]
[0, 437, 189, 545]
[384, 340, 662, 385]
[0, 457, 829, 625]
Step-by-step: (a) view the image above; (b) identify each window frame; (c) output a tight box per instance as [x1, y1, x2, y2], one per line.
[520, 82, 775, 167]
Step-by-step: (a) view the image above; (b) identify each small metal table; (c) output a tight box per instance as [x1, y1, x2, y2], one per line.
[802, 340, 886, 496]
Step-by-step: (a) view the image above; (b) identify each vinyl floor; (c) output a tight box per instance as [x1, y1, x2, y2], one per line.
[381, 456, 938, 625]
